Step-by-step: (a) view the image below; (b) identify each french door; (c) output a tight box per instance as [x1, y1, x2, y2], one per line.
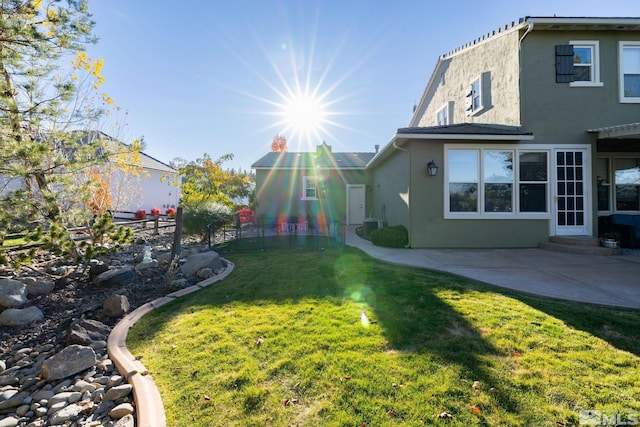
[554, 149, 589, 235]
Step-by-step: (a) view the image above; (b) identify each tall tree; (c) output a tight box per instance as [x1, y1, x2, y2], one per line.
[271, 134, 287, 152]
[0, 1, 132, 263]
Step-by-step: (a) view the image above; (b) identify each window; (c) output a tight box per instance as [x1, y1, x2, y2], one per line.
[614, 157, 640, 211]
[619, 42, 640, 102]
[596, 157, 611, 212]
[570, 40, 602, 87]
[302, 176, 318, 200]
[446, 147, 549, 217]
[436, 102, 452, 126]
[465, 76, 483, 116]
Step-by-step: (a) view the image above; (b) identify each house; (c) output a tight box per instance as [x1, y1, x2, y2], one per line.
[252, 17, 640, 248]
[251, 142, 375, 229]
[82, 131, 180, 216]
[366, 16, 640, 248]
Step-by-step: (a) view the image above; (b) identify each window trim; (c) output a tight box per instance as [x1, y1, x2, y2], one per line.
[301, 175, 318, 200]
[569, 40, 603, 87]
[444, 144, 551, 220]
[619, 41, 640, 103]
[436, 101, 452, 126]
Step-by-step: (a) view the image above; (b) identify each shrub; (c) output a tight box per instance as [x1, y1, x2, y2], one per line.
[369, 225, 408, 248]
[166, 208, 176, 217]
[182, 201, 234, 240]
[150, 207, 161, 215]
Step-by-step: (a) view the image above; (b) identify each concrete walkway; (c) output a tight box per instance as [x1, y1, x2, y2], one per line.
[345, 228, 640, 309]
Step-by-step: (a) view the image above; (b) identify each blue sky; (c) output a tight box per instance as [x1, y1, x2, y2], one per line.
[86, 1, 638, 171]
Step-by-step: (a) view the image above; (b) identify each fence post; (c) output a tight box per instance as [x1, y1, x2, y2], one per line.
[171, 207, 183, 259]
[154, 216, 159, 234]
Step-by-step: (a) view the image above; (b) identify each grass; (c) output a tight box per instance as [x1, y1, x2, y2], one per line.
[127, 244, 640, 427]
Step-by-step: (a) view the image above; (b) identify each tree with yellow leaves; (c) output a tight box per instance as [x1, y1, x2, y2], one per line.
[0, 1, 131, 266]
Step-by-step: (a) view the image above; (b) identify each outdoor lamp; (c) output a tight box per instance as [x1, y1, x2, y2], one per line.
[427, 159, 438, 176]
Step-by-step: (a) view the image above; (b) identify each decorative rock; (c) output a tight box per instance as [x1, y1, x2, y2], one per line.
[73, 379, 96, 393]
[103, 295, 130, 318]
[180, 251, 223, 277]
[16, 404, 30, 416]
[31, 389, 54, 401]
[67, 319, 110, 346]
[107, 375, 123, 388]
[49, 402, 83, 424]
[104, 384, 132, 401]
[41, 345, 96, 382]
[0, 306, 44, 327]
[0, 416, 19, 427]
[196, 267, 214, 279]
[0, 360, 5, 371]
[109, 402, 135, 419]
[114, 413, 135, 427]
[0, 278, 28, 308]
[24, 280, 55, 298]
[135, 259, 158, 271]
[92, 266, 135, 287]
[0, 390, 27, 410]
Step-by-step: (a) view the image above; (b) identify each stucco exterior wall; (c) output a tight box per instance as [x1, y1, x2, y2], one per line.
[413, 30, 522, 127]
[406, 139, 550, 248]
[254, 168, 369, 223]
[520, 30, 640, 142]
[110, 169, 179, 213]
[369, 149, 410, 228]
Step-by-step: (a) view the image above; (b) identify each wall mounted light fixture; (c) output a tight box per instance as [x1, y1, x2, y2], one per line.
[427, 159, 438, 176]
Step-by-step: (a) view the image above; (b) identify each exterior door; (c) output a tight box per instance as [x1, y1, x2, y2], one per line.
[347, 185, 366, 225]
[554, 149, 588, 235]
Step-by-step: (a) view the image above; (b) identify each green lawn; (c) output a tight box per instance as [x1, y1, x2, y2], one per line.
[127, 245, 640, 427]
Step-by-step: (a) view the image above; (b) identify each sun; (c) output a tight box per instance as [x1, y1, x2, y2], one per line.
[283, 92, 326, 136]
[279, 91, 331, 143]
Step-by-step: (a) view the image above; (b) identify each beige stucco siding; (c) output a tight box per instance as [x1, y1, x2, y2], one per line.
[414, 30, 521, 127]
[369, 149, 410, 228]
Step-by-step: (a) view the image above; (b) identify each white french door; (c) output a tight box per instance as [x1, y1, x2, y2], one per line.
[554, 149, 589, 236]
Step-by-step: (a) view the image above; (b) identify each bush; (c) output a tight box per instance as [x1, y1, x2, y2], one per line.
[369, 225, 408, 248]
[182, 201, 234, 240]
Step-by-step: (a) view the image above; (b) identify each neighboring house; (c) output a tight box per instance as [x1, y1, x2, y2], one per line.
[251, 142, 375, 228]
[366, 16, 640, 248]
[83, 131, 180, 215]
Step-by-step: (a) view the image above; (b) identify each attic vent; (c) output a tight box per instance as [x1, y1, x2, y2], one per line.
[555, 45, 574, 83]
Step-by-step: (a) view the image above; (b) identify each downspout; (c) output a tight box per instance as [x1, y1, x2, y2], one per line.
[392, 139, 412, 248]
[519, 21, 534, 44]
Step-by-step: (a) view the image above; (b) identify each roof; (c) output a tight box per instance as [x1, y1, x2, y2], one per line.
[252, 151, 375, 169]
[72, 130, 177, 173]
[368, 124, 534, 169]
[588, 122, 640, 139]
[397, 123, 533, 137]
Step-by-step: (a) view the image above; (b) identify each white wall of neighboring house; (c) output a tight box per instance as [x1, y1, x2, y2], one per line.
[108, 167, 180, 216]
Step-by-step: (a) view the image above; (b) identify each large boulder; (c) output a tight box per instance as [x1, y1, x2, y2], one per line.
[180, 251, 224, 277]
[41, 345, 96, 381]
[0, 278, 27, 308]
[67, 319, 110, 346]
[0, 306, 44, 327]
[103, 295, 130, 318]
[93, 266, 135, 287]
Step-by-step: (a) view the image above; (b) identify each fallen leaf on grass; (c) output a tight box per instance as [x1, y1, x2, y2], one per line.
[512, 352, 522, 357]
[556, 422, 566, 427]
[283, 399, 291, 407]
[435, 411, 453, 419]
[386, 410, 395, 417]
[203, 395, 210, 400]
[489, 387, 500, 394]
[472, 381, 481, 391]
[255, 337, 263, 346]
[470, 406, 482, 414]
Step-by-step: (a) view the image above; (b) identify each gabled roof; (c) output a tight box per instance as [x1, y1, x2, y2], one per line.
[367, 124, 533, 168]
[252, 151, 375, 170]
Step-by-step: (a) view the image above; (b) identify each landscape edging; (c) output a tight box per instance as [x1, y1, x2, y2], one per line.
[106, 259, 235, 427]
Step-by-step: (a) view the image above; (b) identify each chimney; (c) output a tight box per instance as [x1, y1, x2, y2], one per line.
[374, 144, 379, 153]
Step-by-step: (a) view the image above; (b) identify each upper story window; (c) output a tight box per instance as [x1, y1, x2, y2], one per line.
[465, 76, 484, 116]
[302, 176, 318, 200]
[436, 102, 452, 126]
[619, 41, 640, 103]
[570, 40, 602, 87]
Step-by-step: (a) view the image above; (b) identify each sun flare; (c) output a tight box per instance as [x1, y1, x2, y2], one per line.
[282, 92, 327, 137]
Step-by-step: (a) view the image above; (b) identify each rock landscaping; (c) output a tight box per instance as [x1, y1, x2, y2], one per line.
[0, 227, 228, 426]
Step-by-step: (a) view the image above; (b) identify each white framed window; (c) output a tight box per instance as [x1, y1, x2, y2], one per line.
[570, 40, 602, 87]
[436, 101, 453, 126]
[302, 176, 318, 200]
[619, 41, 640, 103]
[465, 76, 484, 116]
[445, 145, 550, 218]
